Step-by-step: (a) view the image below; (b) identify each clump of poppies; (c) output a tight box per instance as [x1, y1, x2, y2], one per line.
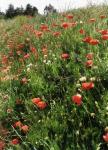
[32, 97, 47, 110]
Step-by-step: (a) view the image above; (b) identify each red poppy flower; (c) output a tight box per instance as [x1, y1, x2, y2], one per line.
[30, 47, 37, 53]
[61, 53, 69, 59]
[36, 31, 43, 37]
[53, 32, 61, 37]
[89, 18, 96, 23]
[103, 133, 108, 142]
[66, 15, 74, 19]
[72, 94, 82, 106]
[21, 77, 28, 84]
[79, 29, 85, 34]
[13, 121, 23, 128]
[21, 125, 29, 133]
[32, 97, 41, 105]
[89, 39, 99, 45]
[51, 23, 59, 27]
[100, 15, 106, 19]
[40, 24, 48, 31]
[102, 34, 108, 40]
[70, 22, 77, 27]
[0, 140, 5, 150]
[82, 82, 94, 90]
[83, 36, 92, 43]
[8, 50, 13, 57]
[86, 53, 94, 60]
[85, 60, 93, 67]
[24, 53, 30, 59]
[37, 101, 47, 110]
[99, 30, 108, 35]
[61, 22, 69, 28]
[11, 138, 20, 145]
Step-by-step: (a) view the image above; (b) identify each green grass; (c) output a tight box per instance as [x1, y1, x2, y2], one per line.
[0, 5, 108, 150]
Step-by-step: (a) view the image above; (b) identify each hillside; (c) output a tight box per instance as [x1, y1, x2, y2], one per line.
[0, 5, 108, 150]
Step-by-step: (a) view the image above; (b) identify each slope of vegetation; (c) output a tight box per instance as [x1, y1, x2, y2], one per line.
[0, 5, 108, 150]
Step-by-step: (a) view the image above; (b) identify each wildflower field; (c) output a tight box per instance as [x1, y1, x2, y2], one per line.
[0, 5, 108, 150]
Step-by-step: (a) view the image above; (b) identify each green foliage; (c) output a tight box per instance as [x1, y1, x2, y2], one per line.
[0, 5, 108, 150]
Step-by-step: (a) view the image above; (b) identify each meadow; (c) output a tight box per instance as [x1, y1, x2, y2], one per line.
[0, 5, 108, 150]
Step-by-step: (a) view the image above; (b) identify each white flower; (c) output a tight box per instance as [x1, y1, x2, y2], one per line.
[76, 130, 79, 135]
[80, 21, 83, 24]
[79, 76, 87, 82]
[27, 63, 33, 67]
[46, 60, 51, 65]
[44, 55, 47, 58]
[43, 60, 47, 63]
[90, 77, 96, 82]
[27, 68, 30, 72]
[106, 106, 108, 111]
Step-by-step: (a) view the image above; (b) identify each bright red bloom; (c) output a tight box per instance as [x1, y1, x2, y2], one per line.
[11, 139, 20, 145]
[32, 98, 47, 109]
[61, 22, 69, 28]
[21, 125, 29, 133]
[37, 101, 47, 110]
[89, 39, 99, 45]
[103, 133, 108, 142]
[102, 34, 108, 40]
[72, 94, 82, 106]
[30, 47, 37, 53]
[40, 24, 48, 31]
[13, 121, 23, 128]
[99, 30, 108, 35]
[24, 53, 30, 59]
[82, 82, 94, 90]
[85, 60, 93, 67]
[83, 36, 92, 43]
[32, 97, 41, 105]
[36, 31, 43, 37]
[66, 15, 74, 19]
[86, 53, 94, 60]
[61, 53, 69, 59]
[79, 29, 85, 34]
[53, 32, 61, 37]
